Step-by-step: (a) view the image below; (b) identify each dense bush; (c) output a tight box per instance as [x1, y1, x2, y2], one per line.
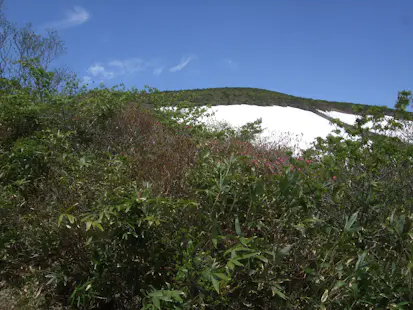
[1, 58, 413, 309]
[1, 9, 413, 307]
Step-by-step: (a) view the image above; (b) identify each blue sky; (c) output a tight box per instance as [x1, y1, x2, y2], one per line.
[4, 0, 413, 107]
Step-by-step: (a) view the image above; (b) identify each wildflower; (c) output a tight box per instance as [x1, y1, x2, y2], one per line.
[332, 175, 337, 181]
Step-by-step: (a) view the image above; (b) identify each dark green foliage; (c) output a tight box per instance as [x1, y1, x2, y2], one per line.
[1, 66, 413, 309]
[162, 87, 400, 116]
[1, 14, 413, 308]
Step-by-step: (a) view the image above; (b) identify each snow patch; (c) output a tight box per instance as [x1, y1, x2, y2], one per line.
[204, 105, 340, 150]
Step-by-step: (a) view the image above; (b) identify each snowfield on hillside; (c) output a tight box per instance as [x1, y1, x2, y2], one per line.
[321, 110, 359, 124]
[201, 105, 413, 151]
[202, 105, 348, 150]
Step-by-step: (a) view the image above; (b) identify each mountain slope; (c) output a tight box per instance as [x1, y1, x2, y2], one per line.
[163, 87, 396, 116]
[159, 88, 411, 151]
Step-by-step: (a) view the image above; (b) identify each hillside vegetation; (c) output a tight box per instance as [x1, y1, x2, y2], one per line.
[2, 9, 413, 310]
[162, 87, 398, 116]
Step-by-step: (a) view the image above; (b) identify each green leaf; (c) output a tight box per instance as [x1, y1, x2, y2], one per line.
[58, 214, 64, 227]
[85, 221, 92, 232]
[396, 215, 406, 235]
[211, 276, 220, 293]
[227, 261, 235, 270]
[149, 290, 165, 298]
[235, 217, 242, 236]
[152, 297, 161, 310]
[355, 252, 367, 271]
[66, 214, 75, 224]
[93, 222, 104, 231]
[213, 273, 230, 281]
[350, 282, 359, 298]
[321, 289, 329, 303]
[239, 237, 250, 247]
[256, 255, 269, 263]
[231, 259, 244, 267]
[158, 294, 173, 302]
[239, 252, 259, 260]
[170, 291, 184, 303]
[393, 302, 409, 308]
[224, 246, 253, 257]
[344, 212, 358, 232]
[332, 281, 346, 291]
[271, 285, 287, 300]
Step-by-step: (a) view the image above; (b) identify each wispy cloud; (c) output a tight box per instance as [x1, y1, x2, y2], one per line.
[44, 6, 90, 30]
[108, 58, 147, 74]
[153, 67, 164, 76]
[224, 58, 238, 70]
[169, 55, 195, 72]
[84, 58, 159, 80]
[87, 63, 114, 80]
[85, 55, 192, 80]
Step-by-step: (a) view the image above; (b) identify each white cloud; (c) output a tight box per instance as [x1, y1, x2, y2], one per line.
[108, 58, 147, 74]
[84, 57, 167, 79]
[87, 63, 114, 79]
[153, 67, 164, 76]
[66, 6, 89, 26]
[108, 60, 124, 68]
[169, 55, 195, 72]
[45, 6, 90, 30]
[224, 58, 238, 70]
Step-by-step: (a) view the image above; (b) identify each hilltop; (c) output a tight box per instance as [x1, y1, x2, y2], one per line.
[162, 87, 397, 115]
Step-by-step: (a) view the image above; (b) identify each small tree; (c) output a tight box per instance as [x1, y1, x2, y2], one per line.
[0, 1, 68, 91]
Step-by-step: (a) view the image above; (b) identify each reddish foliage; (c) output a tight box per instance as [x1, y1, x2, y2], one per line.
[205, 137, 314, 177]
[92, 104, 198, 196]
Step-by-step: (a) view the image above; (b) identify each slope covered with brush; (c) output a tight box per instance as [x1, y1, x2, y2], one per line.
[162, 87, 398, 116]
[2, 10, 413, 309]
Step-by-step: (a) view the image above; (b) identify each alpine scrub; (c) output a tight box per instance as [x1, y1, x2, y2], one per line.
[1, 9, 413, 309]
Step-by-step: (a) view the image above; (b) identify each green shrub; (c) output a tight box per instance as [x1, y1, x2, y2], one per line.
[2, 55, 413, 309]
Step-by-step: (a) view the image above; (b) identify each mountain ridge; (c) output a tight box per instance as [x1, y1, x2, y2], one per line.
[162, 87, 398, 116]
